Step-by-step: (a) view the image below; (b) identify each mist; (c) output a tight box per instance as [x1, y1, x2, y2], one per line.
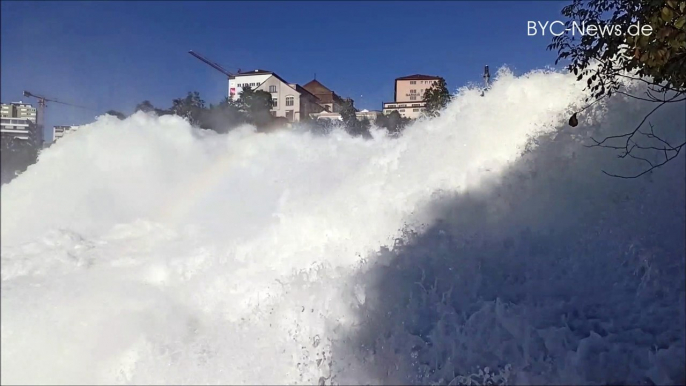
[1, 67, 684, 385]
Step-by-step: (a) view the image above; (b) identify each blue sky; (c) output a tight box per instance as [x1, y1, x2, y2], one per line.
[1, 1, 567, 141]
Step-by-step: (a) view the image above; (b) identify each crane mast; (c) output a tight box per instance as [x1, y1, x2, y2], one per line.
[481, 65, 491, 97]
[22, 91, 91, 147]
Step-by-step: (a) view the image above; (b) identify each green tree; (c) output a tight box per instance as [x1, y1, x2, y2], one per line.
[376, 110, 412, 135]
[135, 100, 173, 116]
[339, 98, 371, 138]
[105, 110, 127, 120]
[549, 0, 686, 178]
[236, 86, 274, 128]
[201, 97, 246, 133]
[171, 91, 207, 127]
[1, 121, 41, 185]
[134, 100, 156, 113]
[423, 78, 452, 118]
[340, 98, 358, 127]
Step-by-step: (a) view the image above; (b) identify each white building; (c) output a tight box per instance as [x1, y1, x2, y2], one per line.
[1, 102, 39, 143]
[1, 101, 37, 122]
[53, 125, 78, 142]
[228, 69, 274, 101]
[382, 74, 441, 119]
[1, 117, 34, 142]
[382, 101, 427, 119]
[254, 74, 324, 122]
[309, 109, 382, 122]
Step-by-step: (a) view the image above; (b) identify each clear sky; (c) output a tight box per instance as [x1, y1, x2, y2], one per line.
[1, 1, 567, 141]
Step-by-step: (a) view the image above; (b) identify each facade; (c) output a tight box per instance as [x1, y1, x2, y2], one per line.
[382, 102, 427, 119]
[228, 69, 274, 101]
[0, 117, 34, 142]
[382, 74, 441, 119]
[1, 101, 37, 122]
[301, 79, 345, 113]
[309, 109, 382, 122]
[256, 74, 324, 122]
[1, 102, 39, 143]
[53, 125, 78, 142]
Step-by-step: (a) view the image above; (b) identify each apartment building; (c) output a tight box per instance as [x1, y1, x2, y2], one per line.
[228, 69, 274, 101]
[302, 79, 346, 113]
[53, 125, 78, 142]
[255, 74, 324, 123]
[1, 102, 40, 143]
[382, 74, 441, 119]
[310, 109, 382, 122]
[1, 101, 37, 122]
[0, 117, 34, 142]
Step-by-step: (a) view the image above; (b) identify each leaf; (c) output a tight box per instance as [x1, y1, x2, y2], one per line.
[675, 15, 686, 29]
[569, 113, 579, 127]
[662, 6, 674, 22]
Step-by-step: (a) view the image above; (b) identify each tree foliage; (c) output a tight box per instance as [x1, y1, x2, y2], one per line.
[339, 98, 371, 138]
[423, 78, 452, 118]
[1, 121, 40, 185]
[549, 0, 686, 178]
[549, 0, 686, 101]
[236, 86, 274, 128]
[171, 91, 206, 127]
[376, 110, 412, 135]
[105, 110, 127, 120]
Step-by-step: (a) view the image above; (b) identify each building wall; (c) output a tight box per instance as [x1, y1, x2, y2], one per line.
[1, 117, 33, 141]
[53, 125, 78, 142]
[1, 103, 38, 142]
[310, 110, 381, 122]
[228, 73, 272, 100]
[297, 89, 325, 120]
[383, 101, 426, 119]
[256, 76, 301, 122]
[395, 79, 437, 103]
[1, 104, 12, 118]
[1, 102, 37, 122]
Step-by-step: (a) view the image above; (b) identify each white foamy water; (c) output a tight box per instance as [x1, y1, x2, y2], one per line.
[2, 68, 684, 385]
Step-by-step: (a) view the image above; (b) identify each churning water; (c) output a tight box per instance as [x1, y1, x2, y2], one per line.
[1, 68, 684, 385]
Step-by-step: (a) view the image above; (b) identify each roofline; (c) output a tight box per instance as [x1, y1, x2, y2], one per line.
[229, 70, 274, 79]
[303, 79, 333, 94]
[395, 75, 442, 81]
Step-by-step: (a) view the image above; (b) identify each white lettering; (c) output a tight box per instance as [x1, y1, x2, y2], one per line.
[527, 21, 537, 36]
[571, 21, 585, 36]
[598, 24, 614, 36]
[586, 24, 598, 36]
[537, 21, 550, 36]
[550, 21, 565, 36]
[628, 23, 640, 36]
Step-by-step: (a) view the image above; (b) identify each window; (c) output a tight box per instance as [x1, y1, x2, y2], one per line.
[410, 96, 417, 100]
[410, 89, 417, 94]
[286, 96, 294, 106]
[273, 98, 278, 108]
[410, 81, 416, 84]
[399, 109, 405, 112]
[412, 104, 421, 107]
[269, 85, 277, 93]
[413, 109, 419, 112]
